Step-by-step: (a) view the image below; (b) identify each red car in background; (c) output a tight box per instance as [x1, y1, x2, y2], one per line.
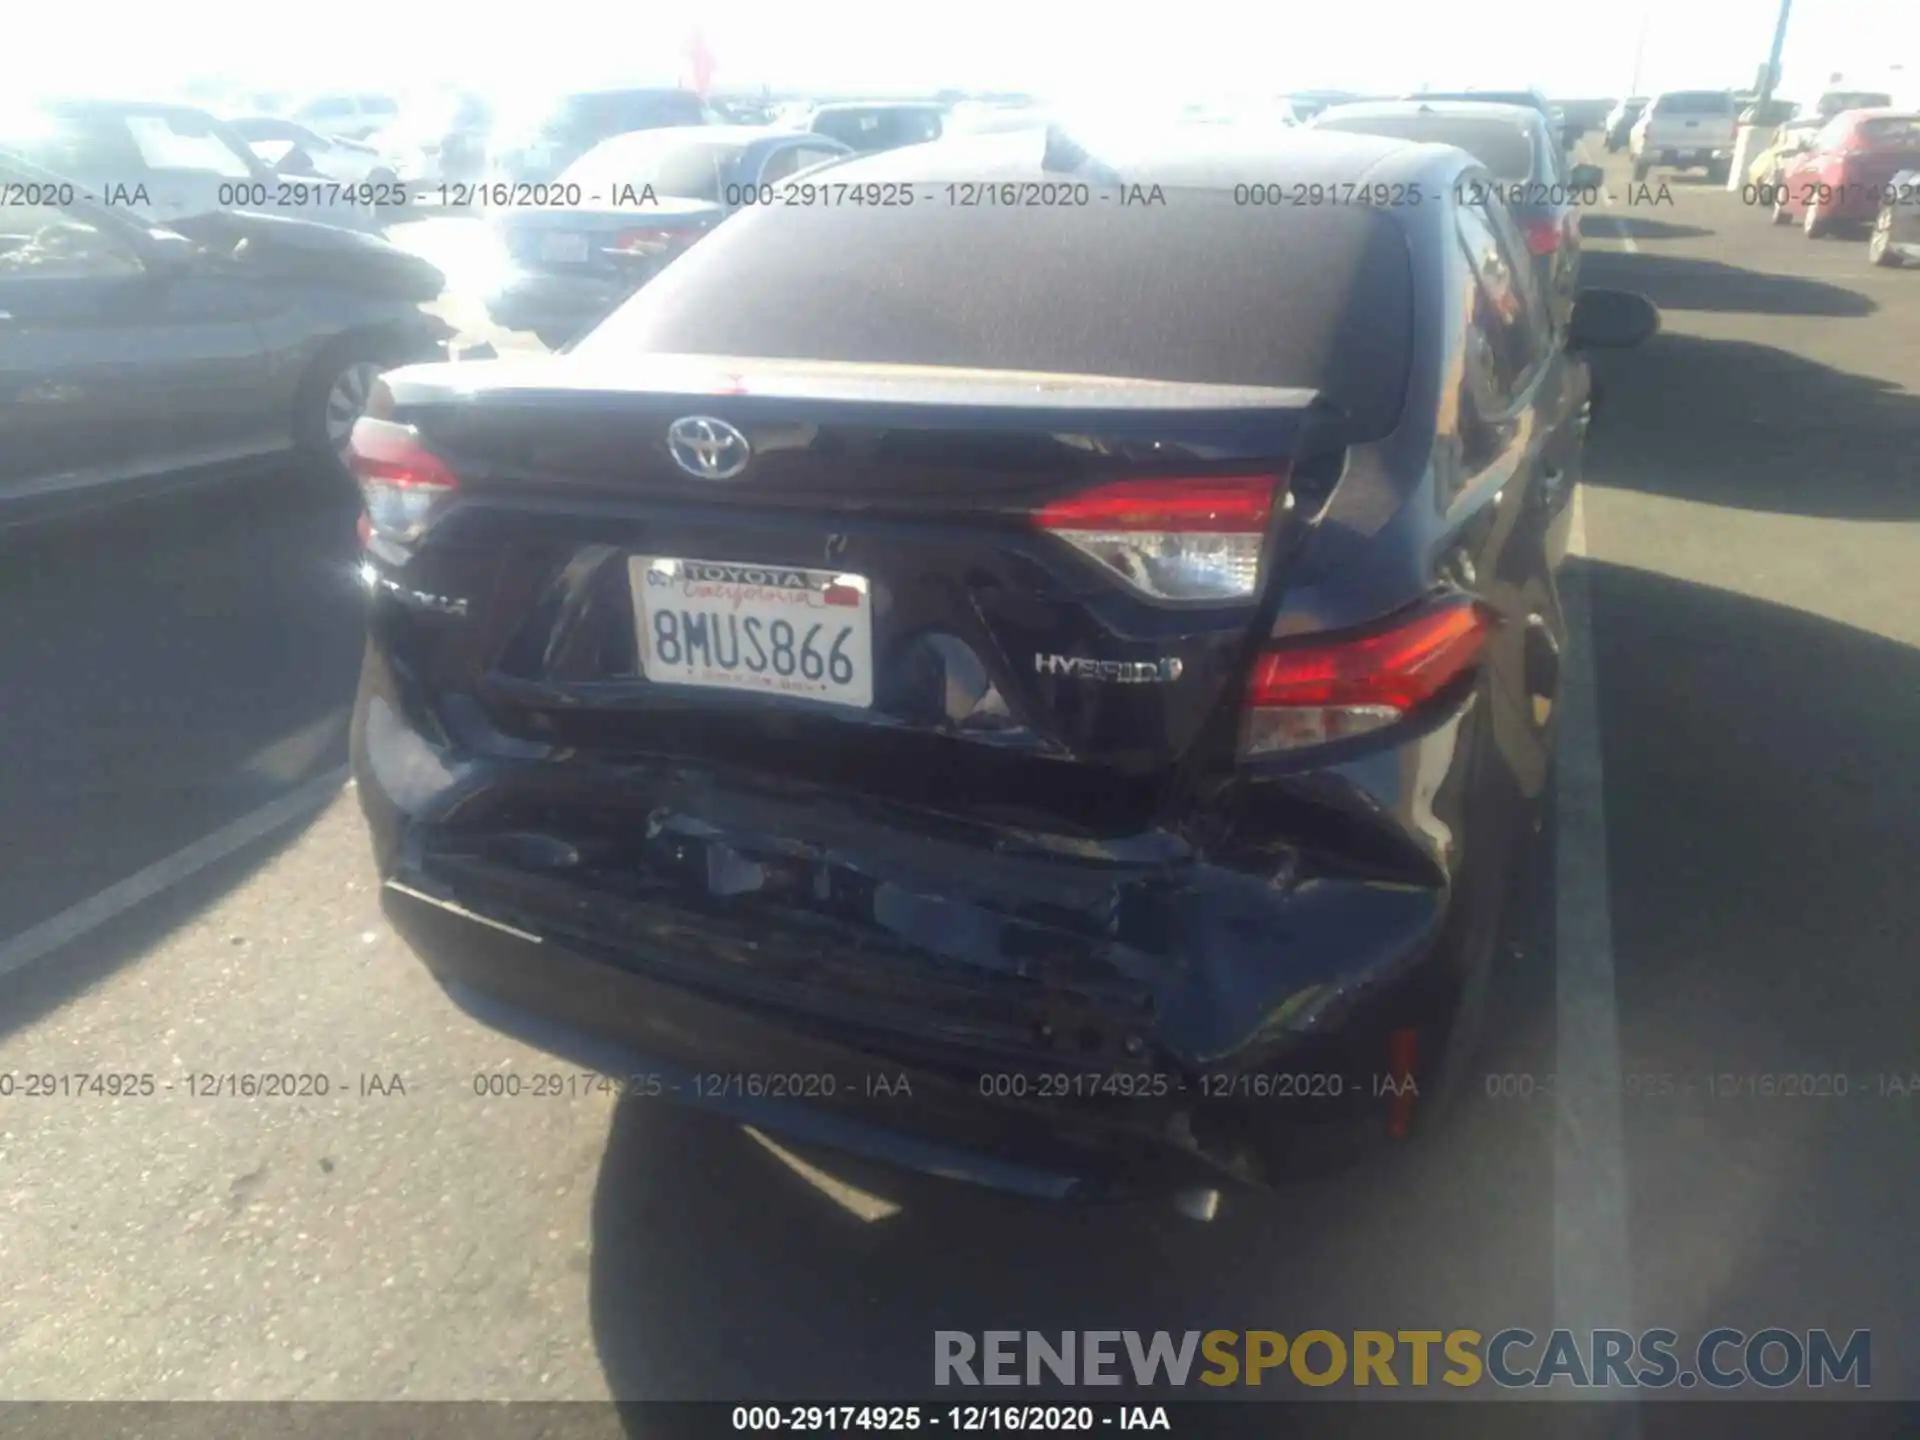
[1771, 109, 1920, 237]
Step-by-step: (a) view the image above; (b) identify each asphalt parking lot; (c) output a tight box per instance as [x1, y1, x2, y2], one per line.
[0, 150, 1915, 1403]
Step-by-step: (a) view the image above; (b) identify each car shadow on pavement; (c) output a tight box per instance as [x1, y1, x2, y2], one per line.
[0, 472, 365, 1036]
[1583, 331, 1920, 521]
[582, 858, 1563, 1404]
[1581, 249, 1875, 317]
[1586, 561, 1920, 1392]
[0, 815, 330, 1044]
[1587, 216, 1713, 242]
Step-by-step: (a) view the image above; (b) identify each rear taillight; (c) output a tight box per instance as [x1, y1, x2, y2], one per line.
[1241, 598, 1493, 755]
[348, 416, 459, 545]
[1523, 218, 1562, 256]
[1035, 474, 1284, 601]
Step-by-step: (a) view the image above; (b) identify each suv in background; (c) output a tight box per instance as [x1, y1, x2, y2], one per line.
[1630, 90, 1739, 182]
[487, 89, 716, 187]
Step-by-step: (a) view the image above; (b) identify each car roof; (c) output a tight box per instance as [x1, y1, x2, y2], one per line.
[561, 86, 701, 100]
[1319, 99, 1546, 127]
[809, 100, 946, 113]
[1407, 88, 1546, 103]
[815, 122, 1462, 192]
[591, 124, 810, 144]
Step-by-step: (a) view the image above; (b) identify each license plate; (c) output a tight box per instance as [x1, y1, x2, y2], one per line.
[631, 557, 874, 708]
[540, 231, 590, 263]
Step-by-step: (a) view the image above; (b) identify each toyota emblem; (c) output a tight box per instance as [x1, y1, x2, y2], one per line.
[666, 416, 752, 480]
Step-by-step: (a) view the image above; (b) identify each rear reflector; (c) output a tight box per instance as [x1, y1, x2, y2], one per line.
[1035, 475, 1283, 601]
[348, 417, 460, 545]
[1242, 599, 1493, 755]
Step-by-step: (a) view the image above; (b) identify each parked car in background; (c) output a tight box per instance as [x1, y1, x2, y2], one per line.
[229, 117, 398, 187]
[1739, 97, 1800, 127]
[291, 93, 400, 143]
[487, 89, 717, 187]
[1312, 100, 1600, 328]
[1746, 117, 1822, 188]
[1281, 91, 1364, 122]
[1772, 110, 1920, 237]
[366, 91, 495, 189]
[1, 99, 391, 233]
[804, 102, 946, 153]
[0, 152, 450, 518]
[1868, 166, 1920, 266]
[1629, 90, 1740, 181]
[1553, 98, 1616, 134]
[1604, 97, 1649, 150]
[1814, 90, 1894, 123]
[347, 123, 1655, 1201]
[484, 126, 852, 348]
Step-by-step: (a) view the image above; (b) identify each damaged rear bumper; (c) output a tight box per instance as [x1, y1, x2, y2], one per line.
[352, 654, 1508, 1198]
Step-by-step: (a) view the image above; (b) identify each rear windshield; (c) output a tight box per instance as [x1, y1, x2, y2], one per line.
[562, 136, 748, 200]
[1860, 117, 1920, 147]
[556, 91, 707, 138]
[578, 191, 1415, 438]
[1314, 114, 1540, 179]
[1826, 93, 1894, 112]
[810, 109, 944, 152]
[1657, 92, 1737, 115]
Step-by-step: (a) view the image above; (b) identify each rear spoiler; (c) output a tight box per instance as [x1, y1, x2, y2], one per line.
[408, 351, 1334, 414]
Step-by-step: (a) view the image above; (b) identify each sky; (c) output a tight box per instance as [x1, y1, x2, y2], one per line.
[20, 0, 1919, 107]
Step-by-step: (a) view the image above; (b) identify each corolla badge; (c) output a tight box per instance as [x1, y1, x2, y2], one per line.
[666, 416, 752, 480]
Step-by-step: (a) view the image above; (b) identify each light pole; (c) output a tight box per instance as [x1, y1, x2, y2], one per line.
[1757, 0, 1793, 107]
[1629, 8, 1649, 96]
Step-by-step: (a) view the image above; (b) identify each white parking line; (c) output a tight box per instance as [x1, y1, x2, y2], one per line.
[0, 765, 351, 981]
[1552, 487, 1638, 1399]
[1599, 184, 1641, 254]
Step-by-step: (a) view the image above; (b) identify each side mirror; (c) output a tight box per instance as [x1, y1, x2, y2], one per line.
[1570, 163, 1604, 190]
[1568, 288, 1659, 351]
[277, 146, 318, 175]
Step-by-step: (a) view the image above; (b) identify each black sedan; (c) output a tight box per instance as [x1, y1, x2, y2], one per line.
[1313, 100, 1602, 330]
[1, 154, 451, 523]
[347, 125, 1656, 1201]
[484, 126, 853, 350]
